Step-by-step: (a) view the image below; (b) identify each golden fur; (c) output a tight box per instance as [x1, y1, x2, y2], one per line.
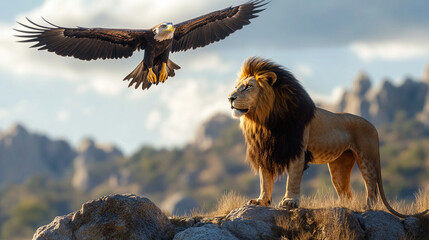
[230, 57, 315, 176]
[229, 57, 428, 218]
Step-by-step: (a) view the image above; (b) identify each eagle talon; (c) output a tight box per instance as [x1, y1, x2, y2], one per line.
[159, 62, 168, 83]
[147, 68, 157, 83]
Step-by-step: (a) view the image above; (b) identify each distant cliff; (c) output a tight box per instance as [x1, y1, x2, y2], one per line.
[336, 65, 429, 126]
[0, 124, 123, 191]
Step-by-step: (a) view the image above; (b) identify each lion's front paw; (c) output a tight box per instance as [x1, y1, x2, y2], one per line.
[279, 197, 299, 209]
[247, 198, 271, 207]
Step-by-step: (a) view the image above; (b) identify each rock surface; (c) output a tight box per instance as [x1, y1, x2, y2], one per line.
[222, 219, 274, 240]
[173, 224, 239, 240]
[226, 205, 288, 223]
[32, 195, 428, 240]
[32, 194, 174, 240]
[362, 211, 405, 240]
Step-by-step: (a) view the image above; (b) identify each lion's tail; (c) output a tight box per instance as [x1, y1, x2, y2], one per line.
[376, 162, 428, 218]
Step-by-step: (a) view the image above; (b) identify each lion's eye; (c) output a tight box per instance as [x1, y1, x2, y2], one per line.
[243, 84, 252, 91]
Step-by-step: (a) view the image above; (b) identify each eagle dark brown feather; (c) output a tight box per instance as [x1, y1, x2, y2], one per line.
[15, 18, 150, 61]
[172, 0, 266, 52]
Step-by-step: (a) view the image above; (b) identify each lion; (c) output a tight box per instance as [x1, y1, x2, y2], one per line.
[228, 57, 428, 218]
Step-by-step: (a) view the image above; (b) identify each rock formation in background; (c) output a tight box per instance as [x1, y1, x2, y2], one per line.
[418, 65, 429, 126]
[337, 71, 372, 120]
[71, 138, 123, 191]
[0, 124, 123, 191]
[336, 65, 429, 125]
[192, 113, 235, 151]
[0, 124, 75, 190]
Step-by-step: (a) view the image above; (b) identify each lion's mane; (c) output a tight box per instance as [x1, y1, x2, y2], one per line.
[239, 57, 316, 176]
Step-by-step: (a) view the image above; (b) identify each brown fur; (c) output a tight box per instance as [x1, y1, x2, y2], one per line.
[229, 57, 428, 218]
[237, 57, 315, 176]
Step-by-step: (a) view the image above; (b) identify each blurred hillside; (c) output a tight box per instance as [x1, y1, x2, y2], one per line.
[1, 67, 429, 239]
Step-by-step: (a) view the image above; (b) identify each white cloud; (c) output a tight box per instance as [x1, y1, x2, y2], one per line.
[185, 52, 232, 73]
[350, 40, 429, 62]
[309, 86, 344, 105]
[57, 110, 70, 121]
[150, 78, 233, 147]
[16, 0, 219, 27]
[145, 110, 162, 130]
[293, 64, 313, 81]
[0, 109, 9, 119]
[0, 100, 30, 120]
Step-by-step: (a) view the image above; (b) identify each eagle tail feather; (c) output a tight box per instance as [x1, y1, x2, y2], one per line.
[124, 61, 152, 90]
[166, 59, 181, 77]
[124, 59, 181, 91]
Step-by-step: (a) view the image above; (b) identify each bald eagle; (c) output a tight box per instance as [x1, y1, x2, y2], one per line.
[15, 1, 266, 90]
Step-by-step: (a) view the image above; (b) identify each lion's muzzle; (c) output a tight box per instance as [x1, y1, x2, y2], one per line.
[228, 96, 237, 105]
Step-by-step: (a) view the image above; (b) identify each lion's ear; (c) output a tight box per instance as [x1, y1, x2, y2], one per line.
[256, 72, 277, 85]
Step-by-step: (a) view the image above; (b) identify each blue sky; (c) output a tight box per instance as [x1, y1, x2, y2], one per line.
[1, 0, 429, 154]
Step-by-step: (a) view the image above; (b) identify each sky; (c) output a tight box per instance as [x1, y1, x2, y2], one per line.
[1, 0, 429, 154]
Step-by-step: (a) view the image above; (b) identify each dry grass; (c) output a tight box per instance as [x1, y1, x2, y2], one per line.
[300, 187, 429, 216]
[195, 186, 429, 218]
[168, 188, 428, 239]
[415, 185, 429, 213]
[209, 191, 248, 217]
[170, 191, 248, 219]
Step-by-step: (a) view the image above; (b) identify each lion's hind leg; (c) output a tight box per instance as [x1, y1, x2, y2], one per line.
[354, 152, 378, 207]
[328, 150, 356, 200]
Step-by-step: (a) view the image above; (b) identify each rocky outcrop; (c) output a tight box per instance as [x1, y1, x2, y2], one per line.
[72, 138, 123, 191]
[0, 124, 75, 190]
[174, 224, 239, 240]
[337, 71, 372, 119]
[370, 78, 428, 124]
[32, 194, 174, 240]
[337, 67, 429, 125]
[192, 114, 235, 151]
[33, 195, 428, 240]
[361, 211, 405, 240]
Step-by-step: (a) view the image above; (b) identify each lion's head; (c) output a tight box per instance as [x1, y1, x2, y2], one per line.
[228, 63, 277, 123]
[229, 57, 316, 176]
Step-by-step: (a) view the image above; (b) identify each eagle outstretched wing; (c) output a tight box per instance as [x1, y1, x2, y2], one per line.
[171, 0, 266, 52]
[14, 18, 151, 61]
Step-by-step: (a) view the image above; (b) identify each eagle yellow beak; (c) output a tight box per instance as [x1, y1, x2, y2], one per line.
[162, 25, 174, 32]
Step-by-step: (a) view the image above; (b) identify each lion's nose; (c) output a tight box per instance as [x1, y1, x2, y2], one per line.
[228, 96, 237, 103]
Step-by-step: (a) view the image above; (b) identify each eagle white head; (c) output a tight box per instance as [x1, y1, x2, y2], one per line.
[153, 22, 174, 42]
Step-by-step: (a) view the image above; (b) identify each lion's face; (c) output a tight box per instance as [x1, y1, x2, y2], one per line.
[228, 71, 277, 120]
[228, 77, 260, 118]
